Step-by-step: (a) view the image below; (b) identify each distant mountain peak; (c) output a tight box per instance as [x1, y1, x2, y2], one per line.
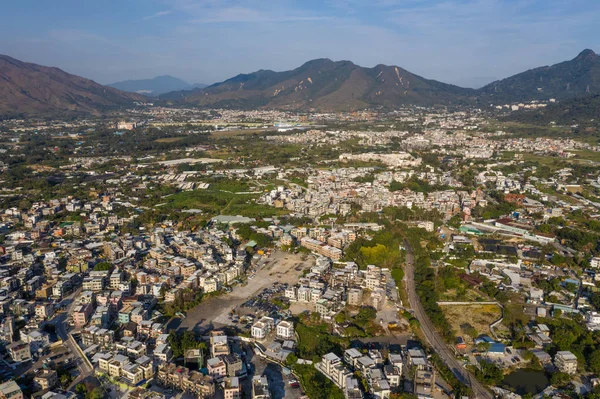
[300, 58, 335, 68]
[577, 48, 596, 57]
[575, 48, 597, 61]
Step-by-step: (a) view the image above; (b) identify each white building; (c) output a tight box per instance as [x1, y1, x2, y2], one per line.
[251, 317, 275, 340]
[317, 353, 352, 389]
[276, 321, 294, 340]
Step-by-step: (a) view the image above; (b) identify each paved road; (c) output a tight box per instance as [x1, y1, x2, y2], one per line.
[403, 240, 493, 399]
[52, 288, 93, 389]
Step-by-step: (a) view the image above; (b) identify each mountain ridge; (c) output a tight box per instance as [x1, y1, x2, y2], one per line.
[478, 49, 599, 103]
[1, 50, 598, 116]
[0, 54, 144, 118]
[161, 49, 599, 110]
[161, 57, 476, 110]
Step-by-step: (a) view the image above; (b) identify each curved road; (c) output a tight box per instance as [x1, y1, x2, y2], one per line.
[403, 240, 493, 399]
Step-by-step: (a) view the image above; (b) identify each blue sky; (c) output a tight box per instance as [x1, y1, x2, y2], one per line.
[0, 0, 598, 88]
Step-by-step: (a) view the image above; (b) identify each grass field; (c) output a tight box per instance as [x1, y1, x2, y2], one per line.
[440, 303, 502, 342]
[163, 180, 287, 218]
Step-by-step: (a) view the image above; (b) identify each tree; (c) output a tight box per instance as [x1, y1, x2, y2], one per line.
[60, 373, 72, 388]
[334, 311, 347, 324]
[550, 371, 571, 388]
[589, 350, 600, 374]
[88, 387, 105, 399]
[75, 383, 87, 397]
[93, 261, 112, 271]
[448, 214, 462, 229]
[285, 353, 298, 367]
[476, 342, 491, 353]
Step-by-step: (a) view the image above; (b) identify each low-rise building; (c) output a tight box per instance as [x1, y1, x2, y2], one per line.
[207, 357, 227, 381]
[7, 341, 31, 362]
[317, 353, 352, 389]
[554, 351, 578, 374]
[157, 363, 214, 398]
[252, 375, 270, 399]
[251, 317, 275, 340]
[0, 381, 23, 399]
[223, 376, 241, 399]
[276, 321, 294, 340]
[34, 369, 58, 391]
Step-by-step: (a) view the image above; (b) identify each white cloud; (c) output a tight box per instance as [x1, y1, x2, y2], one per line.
[142, 10, 171, 20]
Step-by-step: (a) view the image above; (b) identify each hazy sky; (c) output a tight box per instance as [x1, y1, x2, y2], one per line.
[1, 0, 598, 88]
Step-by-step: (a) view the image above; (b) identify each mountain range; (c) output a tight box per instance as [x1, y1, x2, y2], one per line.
[160, 58, 476, 110]
[0, 55, 144, 118]
[0, 49, 598, 117]
[108, 75, 207, 97]
[161, 49, 600, 110]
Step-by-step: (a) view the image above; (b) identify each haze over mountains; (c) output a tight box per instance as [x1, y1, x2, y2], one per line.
[0, 49, 598, 117]
[108, 76, 207, 97]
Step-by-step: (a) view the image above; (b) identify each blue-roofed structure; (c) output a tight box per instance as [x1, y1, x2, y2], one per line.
[489, 343, 505, 355]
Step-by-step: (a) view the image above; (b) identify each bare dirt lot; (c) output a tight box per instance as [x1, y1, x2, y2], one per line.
[439, 303, 502, 342]
[178, 250, 314, 333]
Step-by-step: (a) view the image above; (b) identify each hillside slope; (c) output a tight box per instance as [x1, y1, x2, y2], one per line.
[0, 55, 144, 117]
[479, 49, 600, 103]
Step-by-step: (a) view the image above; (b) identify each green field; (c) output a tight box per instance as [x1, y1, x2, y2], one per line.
[163, 180, 287, 218]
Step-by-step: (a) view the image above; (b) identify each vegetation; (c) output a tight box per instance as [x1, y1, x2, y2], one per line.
[163, 288, 204, 317]
[471, 194, 516, 219]
[470, 360, 504, 385]
[504, 94, 600, 129]
[293, 364, 345, 399]
[235, 224, 272, 247]
[167, 330, 205, 358]
[405, 228, 455, 341]
[295, 313, 350, 362]
[76, 384, 105, 399]
[93, 261, 112, 271]
[389, 176, 449, 194]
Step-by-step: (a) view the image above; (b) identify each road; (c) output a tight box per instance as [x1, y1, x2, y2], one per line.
[403, 240, 493, 399]
[51, 288, 93, 389]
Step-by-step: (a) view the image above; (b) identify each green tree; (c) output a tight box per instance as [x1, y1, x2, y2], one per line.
[88, 387, 105, 399]
[550, 371, 571, 388]
[589, 350, 600, 374]
[93, 261, 112, 271]
[75, 383, 87, 397]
